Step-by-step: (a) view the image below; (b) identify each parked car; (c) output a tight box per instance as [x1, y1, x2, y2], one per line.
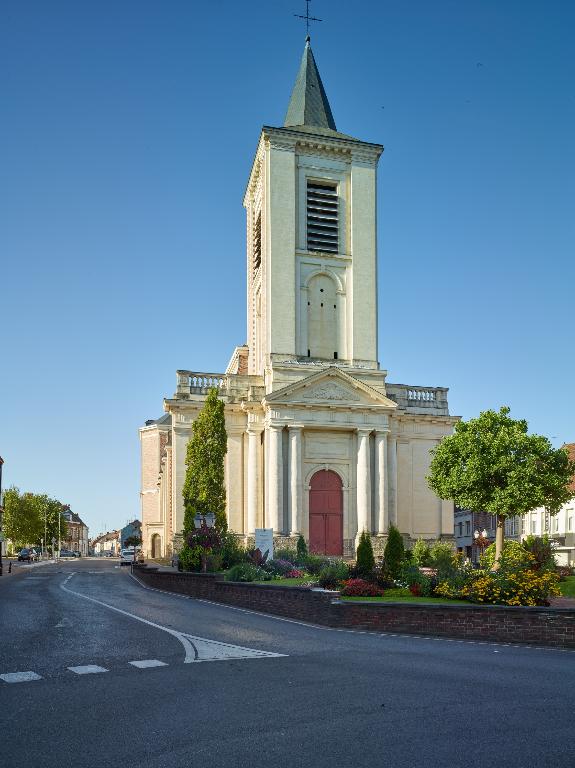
[17, 548, 32, 562]
[120, 547, 135, 566]
[59, 549, 76, 558]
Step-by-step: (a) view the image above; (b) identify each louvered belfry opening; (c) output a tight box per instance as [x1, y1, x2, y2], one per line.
[253, 211, 262, 271]
[307, 181, 338, 253]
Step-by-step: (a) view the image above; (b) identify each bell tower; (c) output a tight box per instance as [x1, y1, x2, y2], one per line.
[244, 37, 383, 389]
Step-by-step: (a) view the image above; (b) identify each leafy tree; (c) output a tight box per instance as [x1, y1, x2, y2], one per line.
[182, 388, 228, 534]
[124, 535, 142, 548]
[356, 530, 375, 576]
[428, 407, 575, 569]
[3, 488, 68, 550]
[383, 524, 404, 579]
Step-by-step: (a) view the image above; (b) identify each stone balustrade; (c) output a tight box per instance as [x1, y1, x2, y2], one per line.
[176, 370, 226, 397]
[386, 384, 450, 415]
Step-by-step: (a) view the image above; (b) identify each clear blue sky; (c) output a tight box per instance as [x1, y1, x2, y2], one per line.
[1, 1, 574, 538]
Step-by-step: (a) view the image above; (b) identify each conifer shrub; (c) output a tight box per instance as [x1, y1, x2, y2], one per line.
[383, 524, 404, 580]
[296, 534, 308, 563]
[355, 530, 375, 577]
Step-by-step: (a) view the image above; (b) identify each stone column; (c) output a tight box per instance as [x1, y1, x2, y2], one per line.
[267, 425, 284, 534]
[226, 430, 244, 533]
[288, 426, 303, 535]
[246, 429, 260, 534]
[374, 430, 389, 535]
[388, 434, 397, 526]
[356, 429, 372, 536]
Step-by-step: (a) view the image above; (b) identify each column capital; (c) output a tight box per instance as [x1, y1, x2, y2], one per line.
[287, 423, 305, 431]
[356, 427, 373, 436]
[374, 428, 390, 436]
[267, 423, 285, 432]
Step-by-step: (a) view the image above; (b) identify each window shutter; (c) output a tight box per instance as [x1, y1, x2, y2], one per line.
[307, 181, 338, 253]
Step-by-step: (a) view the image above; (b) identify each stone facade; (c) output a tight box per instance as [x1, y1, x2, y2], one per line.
[139, 40, 458, 559]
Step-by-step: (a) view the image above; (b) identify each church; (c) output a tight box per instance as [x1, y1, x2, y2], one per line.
[140, 37, 458, 560]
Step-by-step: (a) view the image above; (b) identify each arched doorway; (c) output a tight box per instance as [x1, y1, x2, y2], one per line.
[309, 470, 343, 555]
[151, 534, 161, 559]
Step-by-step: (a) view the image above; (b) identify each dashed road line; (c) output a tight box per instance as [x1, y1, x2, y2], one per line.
[129, 659, 167, 669]
[67, 665, 109, 675]
[0, 671, 43, 683]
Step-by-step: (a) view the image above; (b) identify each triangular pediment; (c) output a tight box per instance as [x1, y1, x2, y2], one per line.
[264, 367, 397, 409]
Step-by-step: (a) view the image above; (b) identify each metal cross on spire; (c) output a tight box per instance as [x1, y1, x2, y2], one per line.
[294, 0, 322, 37]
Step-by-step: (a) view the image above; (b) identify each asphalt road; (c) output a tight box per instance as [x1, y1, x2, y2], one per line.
[0, 558, 573, 768]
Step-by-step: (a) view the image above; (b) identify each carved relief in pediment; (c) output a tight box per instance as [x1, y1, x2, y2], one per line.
[302, 382, 360, 402]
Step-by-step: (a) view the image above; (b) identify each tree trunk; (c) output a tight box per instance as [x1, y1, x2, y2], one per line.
[493, 514, 505, 571]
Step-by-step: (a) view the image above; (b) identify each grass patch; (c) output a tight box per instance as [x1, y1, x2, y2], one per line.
[559, 576, 575, 598]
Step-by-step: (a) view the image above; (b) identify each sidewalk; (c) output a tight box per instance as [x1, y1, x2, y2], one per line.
[0, 559, 57, 579]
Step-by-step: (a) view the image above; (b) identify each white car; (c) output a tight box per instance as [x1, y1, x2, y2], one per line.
[120, 547, 135, 566]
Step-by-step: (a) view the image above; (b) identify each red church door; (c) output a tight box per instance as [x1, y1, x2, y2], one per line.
[309, 470, 343, 555]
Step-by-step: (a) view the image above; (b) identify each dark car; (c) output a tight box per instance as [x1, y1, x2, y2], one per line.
[17, 548, 32, 562]
[59, 549, 76, 558]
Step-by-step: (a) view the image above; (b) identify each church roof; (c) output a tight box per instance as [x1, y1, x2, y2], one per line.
[284, 36, 337, 132]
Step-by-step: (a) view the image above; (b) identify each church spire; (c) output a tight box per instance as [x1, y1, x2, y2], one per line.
[284, 36, 337, 131]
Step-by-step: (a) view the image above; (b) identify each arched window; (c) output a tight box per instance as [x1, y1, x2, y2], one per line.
[307, 273, 338, 359]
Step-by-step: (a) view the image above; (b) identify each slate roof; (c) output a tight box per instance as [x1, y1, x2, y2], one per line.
[284, 37, 337, 132]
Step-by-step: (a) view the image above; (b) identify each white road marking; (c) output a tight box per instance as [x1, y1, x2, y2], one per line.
[60, 573, 285, 663]
[68, 665, 108, 675]
[129, 659, 167, 669]
[0, 671, 42, 683]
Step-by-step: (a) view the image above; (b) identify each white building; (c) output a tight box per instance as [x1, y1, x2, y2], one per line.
[140, 37, 458, 559]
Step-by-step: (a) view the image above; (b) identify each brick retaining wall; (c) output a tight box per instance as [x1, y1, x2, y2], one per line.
[132, 566, 575, 648]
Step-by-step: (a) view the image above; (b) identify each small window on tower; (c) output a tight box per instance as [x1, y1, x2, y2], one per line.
[253, 211, 262, 271]
[307, 181, 338, 254]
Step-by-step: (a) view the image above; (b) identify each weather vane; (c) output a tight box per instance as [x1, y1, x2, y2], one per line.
[294, 0, 322, 36]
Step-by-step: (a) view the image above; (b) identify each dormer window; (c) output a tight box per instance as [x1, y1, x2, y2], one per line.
[307, 181, 338, 253]
[253, 211, 262, 271]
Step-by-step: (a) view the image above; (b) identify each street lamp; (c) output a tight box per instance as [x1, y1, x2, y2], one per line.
[474, 528, 489, 565]
[193, 512, 216, 529]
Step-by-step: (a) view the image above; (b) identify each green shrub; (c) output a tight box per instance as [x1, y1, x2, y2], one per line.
[481, 540, 531, 570]
[178, 545, 201, 572]
[275, 546, 298, 563]
[219, 533, 248, 569]
[303, 554, 331, 575]
[318, 560, 349, 589]
[412, 539, 431, 567]
[356, 531, 375, 577]
[225, 563, 271, 582]
[383, 525, 404, 579]
[522, 535, 556, 572]
[399, 564, 435, 597]
[296, 534, 308, 562]
[429, 541, 456, 579]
